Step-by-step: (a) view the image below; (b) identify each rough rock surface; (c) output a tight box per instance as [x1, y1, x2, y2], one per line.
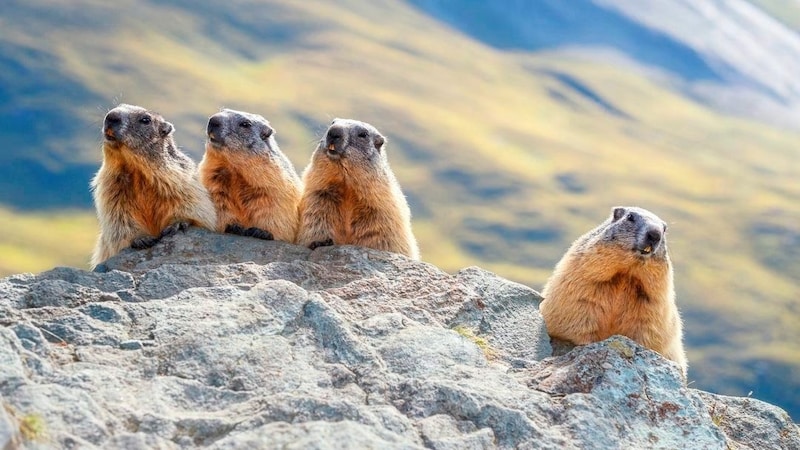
[0, 228, 797, 449]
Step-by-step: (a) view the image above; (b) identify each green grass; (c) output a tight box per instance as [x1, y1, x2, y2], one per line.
[1, 0, 799, 417]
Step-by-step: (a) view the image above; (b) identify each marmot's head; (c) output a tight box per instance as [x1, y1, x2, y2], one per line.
[602, 206, 668, 259]
[103, 104, 174, 154]
[206, 109, 278, 156]
[315, 118, 387, 171]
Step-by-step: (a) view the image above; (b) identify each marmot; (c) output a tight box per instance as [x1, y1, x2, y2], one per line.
[297, 118, 419, 259]
[540, 206, 687, 375]
[198, 109, 302, 242]
[90, 104, 217, 268]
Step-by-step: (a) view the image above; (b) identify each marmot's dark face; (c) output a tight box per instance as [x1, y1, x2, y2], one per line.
[206, 109, 277, 155]
[103, 104, 173, 154]
[318, 118, 386, 168]
[605, 206, 669, 258]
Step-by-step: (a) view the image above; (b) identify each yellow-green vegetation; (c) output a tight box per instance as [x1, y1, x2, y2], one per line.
[3, 405, 46, 442]
[453, 325, 498, 360]
[19, 412, 46, 441]
[608, 339, 636, 359]
[1, 0, 799, 416]
[0, 207, 96, 277]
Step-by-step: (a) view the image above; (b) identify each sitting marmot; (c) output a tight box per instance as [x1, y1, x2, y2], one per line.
[90, 104, 216, 268]
[540, 206, 687, 375]
[198, 109, 302, 242]
[297, 119, 419, 259]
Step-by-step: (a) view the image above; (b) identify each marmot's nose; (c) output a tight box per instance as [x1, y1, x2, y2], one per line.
[207, 116, 223, 136]
[103, 111, 123, 140]
[326, 126, 344, 145]
[644, 229, 662, 249]
[325, 126, 346, 155]
[104, 111, 122, 127]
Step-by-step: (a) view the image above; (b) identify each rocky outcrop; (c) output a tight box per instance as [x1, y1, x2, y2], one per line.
[0, 228, 797, 449]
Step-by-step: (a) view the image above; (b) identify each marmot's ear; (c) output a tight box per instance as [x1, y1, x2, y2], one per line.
[374, 134, 385, 150]
[160, 121, 174, 138]
[612, 206, 626, 221]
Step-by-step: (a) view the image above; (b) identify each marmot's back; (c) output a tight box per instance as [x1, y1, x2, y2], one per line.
[297, 119, 419, 259]
[540, 206, 686, 375]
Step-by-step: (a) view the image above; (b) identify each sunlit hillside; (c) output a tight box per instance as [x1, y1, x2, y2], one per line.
[1, 0, 798, 418]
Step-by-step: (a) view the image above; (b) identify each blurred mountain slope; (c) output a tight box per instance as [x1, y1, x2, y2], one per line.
[408, 0, 800, 128]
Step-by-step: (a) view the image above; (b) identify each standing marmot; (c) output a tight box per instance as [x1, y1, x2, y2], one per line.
[540, 206, 687, 375]
[198, 109, 302, 242]
[297, 118, 419, 259]
[90, 104, 217, 268]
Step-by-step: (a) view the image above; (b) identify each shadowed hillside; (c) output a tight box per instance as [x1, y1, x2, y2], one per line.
[0, 0, 799, 418]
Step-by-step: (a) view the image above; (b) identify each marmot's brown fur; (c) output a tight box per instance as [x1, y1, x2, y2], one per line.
[540, 206, 687, 375]
[90, 104, 216, 268]
[198, 109, 302, 242]
[297, 118, 419, 259]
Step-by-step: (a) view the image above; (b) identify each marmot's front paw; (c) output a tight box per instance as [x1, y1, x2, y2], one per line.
[225, 223, 247, 235]
[160, 221, 189, 238]
[243, 227, 273, 240]
[130, 235, 160, 249]
[309, 238, 334, 250]
[226, 224, 273, 240]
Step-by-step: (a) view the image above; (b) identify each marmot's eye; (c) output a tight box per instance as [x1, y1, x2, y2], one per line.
[627, 213, 636, 222]
[139, 116, 151, 124]
[357, 131, 368, 138]
[239, 120, 252, 128]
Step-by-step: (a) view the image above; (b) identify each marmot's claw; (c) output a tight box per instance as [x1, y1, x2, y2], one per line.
[309, 238, 334, 250]
[160, 221, 189, 238]
[225, 223, 247, 235]
[130, 235, 160, 249]
[226, 224, 273, 240]
[243, 227, 274, 240]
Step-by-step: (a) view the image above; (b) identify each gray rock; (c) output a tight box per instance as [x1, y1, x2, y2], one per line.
[0, 403, 22, 450]
[0, 228, 796, 448]
[697, 391, 800, 450]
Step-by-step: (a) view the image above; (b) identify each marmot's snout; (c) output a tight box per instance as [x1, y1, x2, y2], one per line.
[325, 125, 346, 158]
[637, 227, 663, 255]
[207, 115, 224, 144]
[103, 110, 123, 141]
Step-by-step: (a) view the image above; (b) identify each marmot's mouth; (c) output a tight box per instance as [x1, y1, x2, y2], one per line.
[208, 132, 224, 146]
[634, 245, 658, 257]
[104, 128, 117, 142]
[326, 143, 342, 159]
